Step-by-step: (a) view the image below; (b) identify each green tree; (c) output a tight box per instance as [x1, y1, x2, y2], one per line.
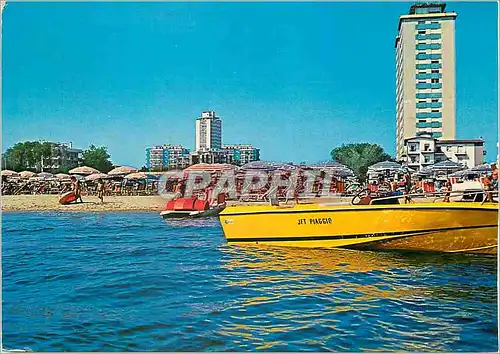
[3, 141, 54, 172]
[331, 143, 393, 182]
[82, 145, 113, 173]
[139, 166, 149, 172]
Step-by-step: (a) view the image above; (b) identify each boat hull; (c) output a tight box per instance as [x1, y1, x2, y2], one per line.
[161, 205, 225, 219]
[218, 203, 498, 255]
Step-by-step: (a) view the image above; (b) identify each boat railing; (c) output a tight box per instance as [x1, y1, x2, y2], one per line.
[367, 190, 498, 205]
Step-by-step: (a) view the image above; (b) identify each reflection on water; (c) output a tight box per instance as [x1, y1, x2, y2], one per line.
[2, 212, 497, 352]
[217, 246, 497, 351]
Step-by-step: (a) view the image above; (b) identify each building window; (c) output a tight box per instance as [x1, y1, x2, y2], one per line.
[432, 99, 439, 102]
[431, 78, 440, 83]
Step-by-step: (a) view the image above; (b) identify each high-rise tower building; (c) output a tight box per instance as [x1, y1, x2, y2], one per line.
[195, 111, 222, 152]
[395, 3, 457, 160]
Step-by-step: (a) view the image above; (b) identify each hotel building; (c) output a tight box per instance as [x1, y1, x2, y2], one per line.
[221, 144, 260, 166]
[396, 3, 457, 160]
[195, 111, 222, 152]
[404, 135, 484, 170]
[145, 144, 190, 170]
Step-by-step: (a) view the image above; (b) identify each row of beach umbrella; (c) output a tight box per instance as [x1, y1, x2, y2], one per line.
[2, 161, 358, 181]
[1, 165, 151, 182]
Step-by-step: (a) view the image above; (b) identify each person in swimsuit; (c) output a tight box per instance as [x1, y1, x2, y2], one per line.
[97, 178, 105, 204]
[442, 181, 452, 203]
[481, 175, 495, 205]
[70, 176, 83, 203]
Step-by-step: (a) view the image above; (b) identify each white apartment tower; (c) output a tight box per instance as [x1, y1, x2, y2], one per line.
[396, 3, 457, 160]
[195, 111, 222, 152]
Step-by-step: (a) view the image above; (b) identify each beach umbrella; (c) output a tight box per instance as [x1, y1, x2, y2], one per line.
[124, 172, 148, 180]
[471, 163, 492, 173]
[85, 173, 109, 181]
[108, 166, 138, 176]
[240, 161, 298, 172]
[428, 160, 464, 173]
[308, 161, 354, 177]
[1, 170, 19, 177]
[184, 163, 238, 173]
[19, 171, 36, 178]
[55, 173, 70, 180]
[368, 161, 402, 171]
[69, 166, 100, 175]
[37, 172, 54, 179]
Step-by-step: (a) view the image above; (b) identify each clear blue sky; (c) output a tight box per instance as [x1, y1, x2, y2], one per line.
[2, 2, 498, 167]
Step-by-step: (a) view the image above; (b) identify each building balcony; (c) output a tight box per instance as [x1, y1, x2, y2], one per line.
[455, 151, 468, 156]
[421, 150, 434, 154]
[407, 150, 420, 155]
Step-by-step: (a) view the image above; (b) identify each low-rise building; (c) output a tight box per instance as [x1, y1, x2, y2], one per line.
[44, 142, 83, 172]
[403, 135, 484, 170]
[146, 145, 190, 170]
[221, 144, 260, 166]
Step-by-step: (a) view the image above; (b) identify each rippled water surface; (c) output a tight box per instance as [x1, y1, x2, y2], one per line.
[2, 211, 498, 351]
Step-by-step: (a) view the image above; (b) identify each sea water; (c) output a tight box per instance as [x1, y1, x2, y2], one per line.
[2, 212, 498, 351]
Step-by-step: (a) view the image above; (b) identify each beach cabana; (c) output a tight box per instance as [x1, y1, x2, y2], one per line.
[69, 166, 101, 175]
[19, 171, 36, 178]
[1, 170, 19, 177]
[108, 166, 138, 176]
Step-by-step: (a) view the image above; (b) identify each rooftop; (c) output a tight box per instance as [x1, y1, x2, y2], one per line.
[409, 3, 446, 15]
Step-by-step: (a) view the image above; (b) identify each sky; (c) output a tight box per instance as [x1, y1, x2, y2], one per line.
[2, 1, 498, 167]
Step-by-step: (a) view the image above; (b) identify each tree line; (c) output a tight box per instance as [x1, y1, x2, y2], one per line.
[2, 141, 114, 174]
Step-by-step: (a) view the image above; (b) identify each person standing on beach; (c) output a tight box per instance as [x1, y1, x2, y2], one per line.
[70, 176, 83, 203]
[97, 178, 105, 204]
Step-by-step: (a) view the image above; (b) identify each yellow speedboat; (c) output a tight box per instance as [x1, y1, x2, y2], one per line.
[219, 201, 498, 255]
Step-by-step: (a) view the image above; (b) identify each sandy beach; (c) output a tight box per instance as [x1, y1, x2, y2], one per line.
[2, 195, 169, 212]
